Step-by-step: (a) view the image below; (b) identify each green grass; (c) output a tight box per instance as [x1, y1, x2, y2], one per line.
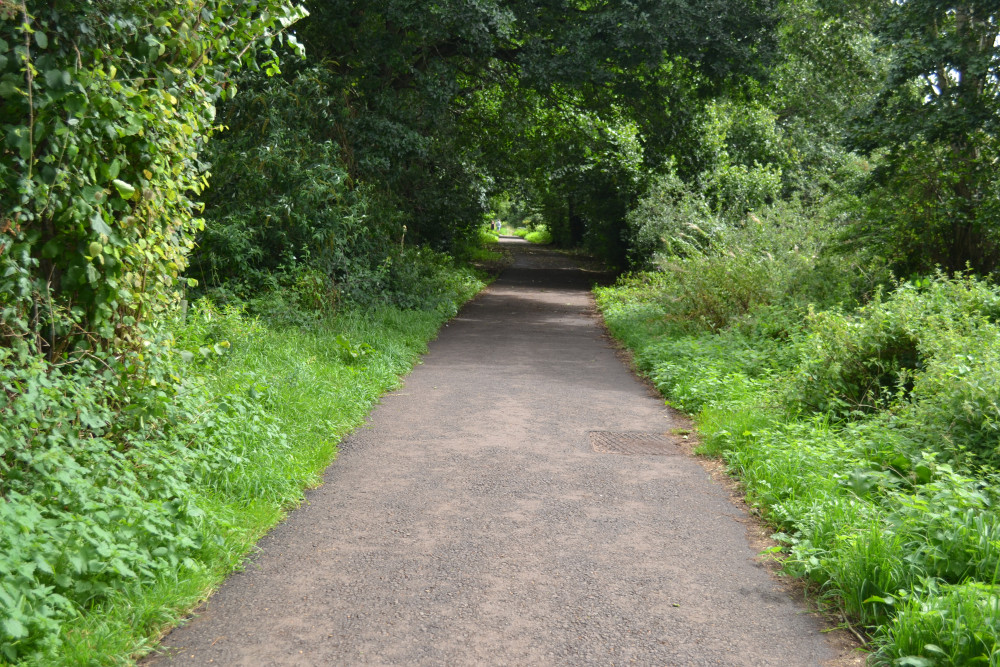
[512, 225, 553, 245]
[6, 273, 484, 665]
[595, 271, 1000, 665]
[458, 227, 513, 272]
[877, 582, 1000, 665]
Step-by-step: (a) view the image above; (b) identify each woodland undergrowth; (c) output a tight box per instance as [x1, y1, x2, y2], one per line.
[0, 251, 487, 665]
[597, 202, 1000, 666]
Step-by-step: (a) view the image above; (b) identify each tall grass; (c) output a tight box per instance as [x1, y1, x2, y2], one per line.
[595, 204, 1000, 664]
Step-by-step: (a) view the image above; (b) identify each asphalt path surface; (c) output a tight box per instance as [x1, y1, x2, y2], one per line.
[148, 238, 860, 666]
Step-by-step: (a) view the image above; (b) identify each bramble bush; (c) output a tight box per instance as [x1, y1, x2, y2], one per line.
[623, 198, 860, 332]
[788, 274, 1000, 467]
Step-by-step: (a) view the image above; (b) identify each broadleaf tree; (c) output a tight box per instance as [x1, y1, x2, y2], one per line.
[852, 1, 1000, 274]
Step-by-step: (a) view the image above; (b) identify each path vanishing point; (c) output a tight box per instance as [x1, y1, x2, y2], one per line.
[148, 238, 860, 666]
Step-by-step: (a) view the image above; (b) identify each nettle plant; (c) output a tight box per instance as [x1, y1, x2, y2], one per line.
[0, 0, 306, 360]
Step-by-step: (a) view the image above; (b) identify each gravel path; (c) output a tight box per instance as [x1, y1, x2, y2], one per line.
[148, 239, 860, 666]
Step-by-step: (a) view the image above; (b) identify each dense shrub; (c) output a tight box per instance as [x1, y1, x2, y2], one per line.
[625, 200, 855, 331]
[376, 247, 487, 315]
[693, 100, 788, 217]
[523, 226, 554, 245]
[901, 325, 1000, 468]
[874, 581, 1000, 666]
[788, 274, 1000, 467]
[0, 0, 305, 356]
[0, 330, 255, 662]
[701, 161, 783, 219]
[190, 67, 406, 307]
[661, 250, 783, 331]
[625, 168, 719, 267]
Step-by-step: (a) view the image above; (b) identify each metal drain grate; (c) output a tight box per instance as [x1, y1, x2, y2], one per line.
[589, 431, 681, 456]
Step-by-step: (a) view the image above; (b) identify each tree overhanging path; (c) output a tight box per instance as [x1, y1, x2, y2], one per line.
[149, 239, 857, 666]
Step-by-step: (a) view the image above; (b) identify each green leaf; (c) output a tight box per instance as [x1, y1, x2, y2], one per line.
[34, 32, 48, 49]
[2, 617, 28, 639]
[90, 215, 113, 237]
[895, 658, 933, 667]
[33, 555, 53, 575]
[44, 69, 64, 87]
[862, 595, 893, 605]
[112, 179, 136, 199]
[85, 263, 100, 284]
[68, 553, 86, 574]
[915, 464, 933, 484]
[110, 558, 136, 578]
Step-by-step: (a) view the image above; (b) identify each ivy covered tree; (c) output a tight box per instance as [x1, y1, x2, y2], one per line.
[0, 2, 307, 660]
[0, 0, 306, 359]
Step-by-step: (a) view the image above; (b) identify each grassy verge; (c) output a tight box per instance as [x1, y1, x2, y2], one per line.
[596, 264, 1000, 665]
[512, 225, 553, 245]
[2, 256, 486, 665]
[69, 305, 472, 664]
[458, 227, 514, 275]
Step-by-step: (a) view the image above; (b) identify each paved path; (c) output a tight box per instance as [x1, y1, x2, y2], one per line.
[149, 239, 858, 666]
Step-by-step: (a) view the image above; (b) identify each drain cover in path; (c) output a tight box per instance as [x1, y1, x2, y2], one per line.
[589, 431, 681, 456]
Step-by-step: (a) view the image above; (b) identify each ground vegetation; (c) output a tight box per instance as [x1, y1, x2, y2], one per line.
[595, 3, 1000, 662]
[4, 0, 1000, 663]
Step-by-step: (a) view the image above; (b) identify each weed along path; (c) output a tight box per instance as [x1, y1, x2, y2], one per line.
[149, 238, 858, 666]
